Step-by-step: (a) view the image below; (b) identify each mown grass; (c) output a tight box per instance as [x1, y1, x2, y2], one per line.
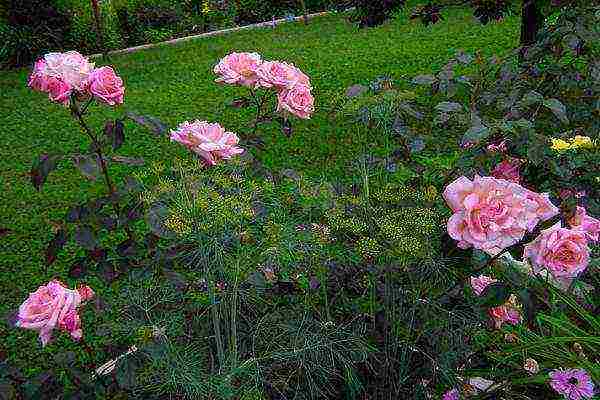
[0, 7, 519, 378]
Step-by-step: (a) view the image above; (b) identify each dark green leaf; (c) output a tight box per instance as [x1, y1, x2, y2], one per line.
[105, 119, 125, 150]
[111, 156, 144, 166]
[520, 90, 544, 107]
[72, 154, 101, 181]
[31, 154, 62, 191]
[479, 283, 510, 308]
[411, 74, 435, 86]
[74, 225, 97, 250]
[346, 84, 368, 98]
[45, 228, 68, 266]
[146, 204, 172, 238]
[543, 98, 569, 124]
[518, 288, 536, 324]
[455, 50, 474, 65]
[435, 101, 463, 113]
[462, 124, 490, 145]
[126, 112, 168, 135]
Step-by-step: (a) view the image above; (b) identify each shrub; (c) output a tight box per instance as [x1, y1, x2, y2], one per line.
[350, 0, 406, 27]
[0, 0, 71, 68]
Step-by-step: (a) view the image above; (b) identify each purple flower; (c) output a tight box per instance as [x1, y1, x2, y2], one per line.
[442, 388, 460, 400]
[549, 369, 595, 400]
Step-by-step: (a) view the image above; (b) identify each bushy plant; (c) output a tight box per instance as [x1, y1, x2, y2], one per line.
[350, 0, 405, 27]
[0, 0, 71, 67]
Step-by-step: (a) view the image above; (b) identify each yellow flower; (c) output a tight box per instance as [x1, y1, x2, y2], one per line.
[570, 135, 594, 149]
[201, 0, 210, 14]
[550, 138, 571, 152]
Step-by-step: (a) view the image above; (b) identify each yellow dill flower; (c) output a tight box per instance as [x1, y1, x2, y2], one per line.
[570, 135, 594, 149]
[201, 0, 210, 14]
[550, 138, 571, 152]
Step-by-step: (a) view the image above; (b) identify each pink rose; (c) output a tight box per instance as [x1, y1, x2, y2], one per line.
[491, 158, 522, 183]
[569, 206, 600, 243]
[43, 51, 94, 91]
[470, 275, 498, 296]
[256, 61, 311, 90]
[58, 309, 82, 341]
[28, 59, 49, 92]
[88, 66, 125, 106]
[45, 76, 72, 105]
[16, 280, 92, 346]
[489, 295, 522, 329]
[277, 84, 314, 120]
[443, 176, 558, 255]
[524, 222, 590, 279]
[214, 52, 262, 88]
[170, 120, 244, 166]
[78, 285, 95, 301]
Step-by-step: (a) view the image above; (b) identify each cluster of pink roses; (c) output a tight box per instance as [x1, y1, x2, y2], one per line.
[16, 280, 94, 346]
[170, 120, 244, 166]
[444, 175, 599, 284]
[470, 275, 522, 329]
[213, 52, 315, 120]
[28, 51, 124, 106]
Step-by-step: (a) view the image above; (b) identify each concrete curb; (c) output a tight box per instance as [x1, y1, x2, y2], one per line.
[89, 11, 333, 58]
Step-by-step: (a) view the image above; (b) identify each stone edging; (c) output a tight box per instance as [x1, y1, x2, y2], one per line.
[89, 11, 333, 58]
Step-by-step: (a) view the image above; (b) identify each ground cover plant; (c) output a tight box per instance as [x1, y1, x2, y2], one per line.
[1, 3, 599, 399]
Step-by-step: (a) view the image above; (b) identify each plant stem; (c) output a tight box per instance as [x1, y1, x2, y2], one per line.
[206, 260, 225, 370]
[70, 101, 117, 200]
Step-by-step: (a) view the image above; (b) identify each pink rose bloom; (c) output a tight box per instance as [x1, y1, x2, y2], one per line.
[522, 189, 560, 225]
[78, 285, 95, 301]
[569, 206, 600, 243]
[549, 369, 595, 400]
[524, 222, 590, 279]
[486, 140, 508, 153]
[277, 84, 315, 120]
[45, 76, 72, 105]
[491, 158, 521, 183]
[489, 295, 522, 329]
[58, 309, 82, 340]
[170, 120, 244, 166]
[28, 59, 49, 92]
[443, 176, 558, 255]
[256, 61, 311, 90]
[470, 275, 498, 296]
[88, 66, 125, 106]
[16, 280, 92, 346]
[43, 51, 94, 91]
[214, 52, 262, 87]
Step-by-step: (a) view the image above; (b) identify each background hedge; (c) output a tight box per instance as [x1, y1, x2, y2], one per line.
[0, 0, 345, 68]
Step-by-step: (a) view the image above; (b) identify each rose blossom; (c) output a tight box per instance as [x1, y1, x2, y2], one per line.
[470, 275, 498, 296]
[256, 61, 311, 90]
[214, 52, 262, 87]
[569, 206, 600, 243]
[443, 176, 559, 255]
[43, 51, 94, 91]
[549, 369, 595, 400]
[524, 222, 589, 279]
[491, 158, 522, 183]
[277, 83, 315, 120]
[28, 59, 49, 92]
[45, 76, 72, 105]
[488, 295, 522, 329]
[88, 66, 125, 106]
[16, 280, 93, 346]
[170, 120, 244, 166]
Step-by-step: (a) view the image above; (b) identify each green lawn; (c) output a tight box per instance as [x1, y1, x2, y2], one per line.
[0, 8, 519, 374]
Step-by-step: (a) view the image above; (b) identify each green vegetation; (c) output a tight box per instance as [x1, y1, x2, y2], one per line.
[0, 7, 521, 392]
